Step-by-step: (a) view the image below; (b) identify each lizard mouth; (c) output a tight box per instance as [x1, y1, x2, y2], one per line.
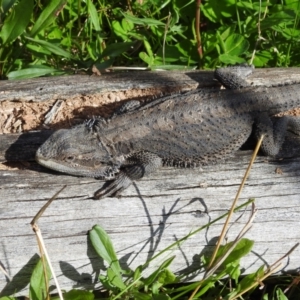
[35, 153, 109, 178]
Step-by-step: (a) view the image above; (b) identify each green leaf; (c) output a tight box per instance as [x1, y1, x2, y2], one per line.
[131, 291, 152, 300]
[87, 0, 100, 31]
[225, 261, 241, 283]
[112, 20, 128, 40]
[139, 52, 154, 66]
[26, 43, 52, 55]
[223, 34, 249, 56]
[1, 0, 16, 16]
[253, 50, 273, 67]
[0, 0, 33, 45]
[7, 65, 61, 80]
[89, 225, 123, 278]
[219, 54, 246, 64]
[134, 265, 143, 281]
[107, 267, 126, 290]
[237, 265, 265, 293]
[276, 288, 289, 300]
[0, 297, 16, 300]
[220, 238, 254, 267]
[122, 12, 164, 26]
[260, 10, 296, 30]
[101, 42, 136, 58]
[30, 0, 66, 37]
[157, 268, 177, 285]
[65, 290, 94, 300]
[29, 257, 51, 300]
[25, 36, 71, 58]
[143, 256, 175, 286]
[201, 0, 236, 23]
[144, 40, 153, 59]
[155, 45, 182, 63]
[122, 18, 134, 32]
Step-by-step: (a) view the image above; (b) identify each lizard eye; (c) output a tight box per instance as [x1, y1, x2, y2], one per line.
[66, 155, 75, 161]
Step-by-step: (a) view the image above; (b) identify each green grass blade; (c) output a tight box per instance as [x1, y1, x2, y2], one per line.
[25, 36, 71, 58]
[30, 0, 67, 37]
[7, 66, 62, 80]
[87, 0, 100, 31]
[0, 0, 33, 45]
[122, 12, 164, 26]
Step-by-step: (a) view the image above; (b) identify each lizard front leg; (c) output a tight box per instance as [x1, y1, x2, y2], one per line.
[94, 151, 162, 199]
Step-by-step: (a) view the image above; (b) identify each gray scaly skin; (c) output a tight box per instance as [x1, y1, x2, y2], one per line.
[36, 65, 300, 199]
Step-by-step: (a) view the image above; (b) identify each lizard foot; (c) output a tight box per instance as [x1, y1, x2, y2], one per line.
[94, 172, 133, 199]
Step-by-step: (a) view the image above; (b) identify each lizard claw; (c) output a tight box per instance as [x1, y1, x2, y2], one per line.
[94, 172, 133, 199]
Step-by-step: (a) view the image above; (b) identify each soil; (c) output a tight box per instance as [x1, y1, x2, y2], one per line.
[0, 89, 159, 134]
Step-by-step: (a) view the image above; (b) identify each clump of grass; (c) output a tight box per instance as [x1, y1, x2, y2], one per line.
[1, 0, 300, 79]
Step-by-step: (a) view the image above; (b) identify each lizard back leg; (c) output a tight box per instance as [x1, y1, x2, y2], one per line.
[94, 151, 162, 199]
[254, 114, 300, 156]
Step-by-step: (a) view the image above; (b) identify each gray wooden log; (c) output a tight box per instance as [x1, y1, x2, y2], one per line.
[1, 69, 300, 296]
[2, 68, 300, 102]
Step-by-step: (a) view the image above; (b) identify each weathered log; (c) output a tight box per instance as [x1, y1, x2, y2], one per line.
[1, 69, 300, 296]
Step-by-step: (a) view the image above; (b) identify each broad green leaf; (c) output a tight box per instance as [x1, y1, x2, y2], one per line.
[155, 45, 182, 63]
[153, 295, 171, 300]
[122, 18, 134, 32]
[131, 291, 152, 300]
[276, 288, 289, 300]
[112, 20, 128, 40]
[219, 54, 246, 64]
[112, 19, 134, 41]
[1, 0, 16, 16]
[89, 225, 123, 276]
[25, 36, 71, 58]
[237, 265, 265, 293]
[134, 265, 143, 281]
[0, 297, 16, 300]
[224, 34, 249, 56]
[122, 12, 164, 26]
[201, 0, 236, 23]
[29, 257, 51, 300]
[94, 58, 115, 70]
[87, 0, 100, 31]
[143, 256, 175, 286]
[30, 0, 66, 37]
[107, 267, 126, 290]
[253, 50, 273, 66]
[99, 274, 118, 291]
[139, 52, 154, 66]
[7, 66, 61, 80]
[144, 40, 153, 58]
[219, 238, 254, 267]
[225, 261, 241, 283]
[157, 268, 177, 285]
[101, 42, 136, 58]
[26, 43, 52, 55]
[285, 0, 300, 11]
[0, 0, 33, 45]
[260, 10, 296, 30]
[65, 290, 94, 300]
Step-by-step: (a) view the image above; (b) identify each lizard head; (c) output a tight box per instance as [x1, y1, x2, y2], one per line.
[36, 122, 121, 179]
